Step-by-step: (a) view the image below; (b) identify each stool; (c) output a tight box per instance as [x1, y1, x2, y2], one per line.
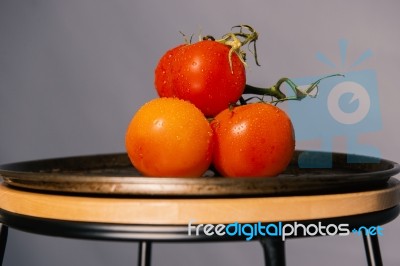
[0, 178, 399, 266]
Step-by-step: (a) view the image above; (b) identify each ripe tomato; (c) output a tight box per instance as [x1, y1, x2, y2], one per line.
[154, 44, 185, 97]
[211, 103, 295, 177]
[154, 40, 246, 117]
[125, 97, 213, 177]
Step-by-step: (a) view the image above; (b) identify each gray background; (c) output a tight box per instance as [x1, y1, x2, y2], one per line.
[1, 0, 399, 265]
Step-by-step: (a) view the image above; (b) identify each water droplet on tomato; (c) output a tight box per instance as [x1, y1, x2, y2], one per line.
[232, 121, 247, 135]
[153, 119, 164, 128]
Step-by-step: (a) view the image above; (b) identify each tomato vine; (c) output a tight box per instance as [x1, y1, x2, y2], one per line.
[200, 24, 343, 106]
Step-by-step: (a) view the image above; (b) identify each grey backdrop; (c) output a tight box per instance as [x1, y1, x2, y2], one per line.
[1, 0, 399, 265]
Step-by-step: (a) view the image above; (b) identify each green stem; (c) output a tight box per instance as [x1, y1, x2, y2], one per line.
[243, 74, 344, 103]
[244, 84, 286, 100]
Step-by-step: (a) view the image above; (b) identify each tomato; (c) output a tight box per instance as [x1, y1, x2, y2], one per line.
[154, 44, 185, 97]
[154, 40, 246, 117]
[125, 97, 213, 177]
[211, 103, 295, 177]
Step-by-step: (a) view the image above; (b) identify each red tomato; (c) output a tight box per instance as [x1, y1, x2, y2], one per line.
[211, 103, 295, 177]
[154, 40, 246, 117]
[154, 44, 185, 97]
[125, 98, 213, 177]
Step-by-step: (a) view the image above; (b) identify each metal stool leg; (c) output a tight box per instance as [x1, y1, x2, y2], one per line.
[0, 224, 8, 265]
[363, 234, 383, 266]
[260, 238, 286, 266]
[138, 241, 152, 266]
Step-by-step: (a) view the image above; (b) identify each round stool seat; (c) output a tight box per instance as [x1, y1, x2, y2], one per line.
[0, 179, 399, 266]
[0, 179, 398, 225]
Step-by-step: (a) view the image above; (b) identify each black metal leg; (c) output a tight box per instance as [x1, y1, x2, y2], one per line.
[0, 224, 8, 265]
[363, 234, 383, 266]
[138, 241, 152, 266]
[260, 238, 286, 266]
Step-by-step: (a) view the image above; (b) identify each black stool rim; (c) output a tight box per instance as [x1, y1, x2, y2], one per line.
[0, 206, 398, 242]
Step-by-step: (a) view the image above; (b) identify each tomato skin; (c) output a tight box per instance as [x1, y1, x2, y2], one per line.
[125, 98, 213, 177]
[154, 40, 246, 117]
[211, 103, 295, 177]
[154, 44, 185, 97]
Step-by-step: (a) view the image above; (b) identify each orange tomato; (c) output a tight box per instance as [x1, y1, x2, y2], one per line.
[211, 103, 295, 177]
[125, 97, 213, 177]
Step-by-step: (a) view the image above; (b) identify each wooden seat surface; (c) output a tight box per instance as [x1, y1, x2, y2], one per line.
[0, 178, 399, 225]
